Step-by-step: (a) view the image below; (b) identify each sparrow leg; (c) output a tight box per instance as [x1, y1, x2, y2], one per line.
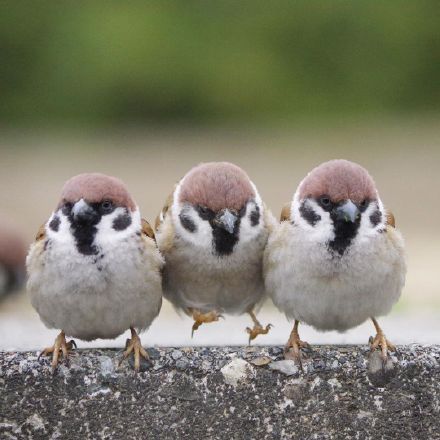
[369, 318, 396, 361]
[120, 327, 150, 372]
[38, 331, 77, 372]
[284, 320, 310, 365]
[245, 310, 272, 345]
[188, 308, 224, 337]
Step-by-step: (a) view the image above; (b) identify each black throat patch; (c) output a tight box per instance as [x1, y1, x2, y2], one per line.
[64, 204, 100, 256]
[211, 224, 240, 256]
[70, 222, 99, 256]
[328, 213, 361, 256]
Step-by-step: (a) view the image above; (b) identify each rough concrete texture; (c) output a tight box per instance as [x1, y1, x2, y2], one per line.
[1, 345, 439, 439]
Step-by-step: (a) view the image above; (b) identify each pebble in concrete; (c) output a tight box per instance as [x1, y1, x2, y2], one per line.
[221, 358, 255, 387]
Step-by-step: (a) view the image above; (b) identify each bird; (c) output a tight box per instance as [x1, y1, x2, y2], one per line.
[264, 159, 406, 363]
[0, 221, 27, 300]
[27, 173, 163, 371]
[155, 162, 275, 343]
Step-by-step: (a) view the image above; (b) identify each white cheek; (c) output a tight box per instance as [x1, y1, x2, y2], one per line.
[357, 200, 386, 241]
[46, 211, 75, 245]
[94, 208, 141, 247]
[239, 201, 264, 243]
[292, 196, 335, 243]
[173, 204, 213, 248]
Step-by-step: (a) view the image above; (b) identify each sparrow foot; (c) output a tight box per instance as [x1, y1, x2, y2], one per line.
[369, 318, 396, 362]
[38, 331, 76, 372]
[246, 324, 273, 345]
[189, 309, 224, 337]
[120, 327, 150, 372]
[284, 320, 310, 366]
[246, 310, 272, 345]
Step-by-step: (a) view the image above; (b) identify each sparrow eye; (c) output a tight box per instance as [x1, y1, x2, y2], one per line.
[358, 199, 369, 212]
[100, 200, 114, 214]
[61, 202, 73, 215]
[197, 205, 214, 220]
[319, 196, 331, 207]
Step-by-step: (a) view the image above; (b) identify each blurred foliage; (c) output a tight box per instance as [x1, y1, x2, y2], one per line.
[0, 1, 439, 125]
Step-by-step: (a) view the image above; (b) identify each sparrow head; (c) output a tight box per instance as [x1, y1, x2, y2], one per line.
[292, 159, 386, 255]
[173, 162, 264, 256]
[48, 173, 139, 256]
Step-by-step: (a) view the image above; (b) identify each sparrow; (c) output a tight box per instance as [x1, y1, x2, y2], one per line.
[264, 159, 406, 363]
[27, 173, 163, 371]
[0, 221, 26, 300]
[155, 162, 275, 343]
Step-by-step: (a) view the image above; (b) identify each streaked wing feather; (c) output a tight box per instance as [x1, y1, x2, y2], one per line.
[280, 203, 291, 222]
[386, 210, 396, 228]
[141, 219, 155, 240]
[155, 191, 174, 231]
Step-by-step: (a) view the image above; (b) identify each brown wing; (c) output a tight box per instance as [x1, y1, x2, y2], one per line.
[386, 210, 396, 228]
[35, 224, 46, 241]
[155, 191, 174, 231]
[280, 203, 291, 222]
[141, 219, 155, 240]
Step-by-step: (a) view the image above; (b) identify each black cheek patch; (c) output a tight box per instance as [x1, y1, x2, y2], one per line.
[49, 215, 60, 232]
[299, 202, 321, 226]
[369, 209, 382, 227]
[250, 206, 260, 226]
[112, 211, 132, 231]
[179, 213, 197, 233]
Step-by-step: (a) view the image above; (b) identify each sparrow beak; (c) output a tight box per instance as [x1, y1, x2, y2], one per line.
[72, 199, 99, 224]
[335, 200, 360, 223]
[214, 209, 238, 234]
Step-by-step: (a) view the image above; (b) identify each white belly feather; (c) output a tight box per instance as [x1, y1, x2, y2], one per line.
[264, 222, 406, 331]
[27, 234, 163, 341]
[160, 230, 268, 315]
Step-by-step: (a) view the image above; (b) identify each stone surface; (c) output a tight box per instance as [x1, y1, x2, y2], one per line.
[268, 360, 299, 376]
[1, 345, 439, 439]
[220, 358, 255, 387]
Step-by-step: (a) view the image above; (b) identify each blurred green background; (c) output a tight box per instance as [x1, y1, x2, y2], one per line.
[1, 1, 439, 126]
[0, 1, 439, 349]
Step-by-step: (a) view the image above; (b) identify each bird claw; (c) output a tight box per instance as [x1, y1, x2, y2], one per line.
[120, 327, 150, 373]
[190, 310, 223, 337]
[284, 335, 309, 367]
[38, 332, 76, 371]
[246, 323, 273, 345]
[284, 346, 303, 368]
[369, 331, 396, 362]
[191, 321, 200, 338]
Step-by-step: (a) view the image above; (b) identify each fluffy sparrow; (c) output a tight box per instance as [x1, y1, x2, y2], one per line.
[0, 221, 26, 299]
[264, 160, 406, 363]
[155, 162, 275, 343]
[27, 173, 163, 371]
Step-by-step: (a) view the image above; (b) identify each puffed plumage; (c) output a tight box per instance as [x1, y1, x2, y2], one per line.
[264, 159, 406, 361]
[27, 173, 163, 370]
[156, 162, 276, 342]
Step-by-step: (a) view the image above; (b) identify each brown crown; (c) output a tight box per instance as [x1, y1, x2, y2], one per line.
[178, 162, 255, 212]
[58, 173, 136, 211]
[299, 160, 377, 203]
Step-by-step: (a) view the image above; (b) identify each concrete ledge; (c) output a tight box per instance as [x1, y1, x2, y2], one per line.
[1, 345, 439, 439]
